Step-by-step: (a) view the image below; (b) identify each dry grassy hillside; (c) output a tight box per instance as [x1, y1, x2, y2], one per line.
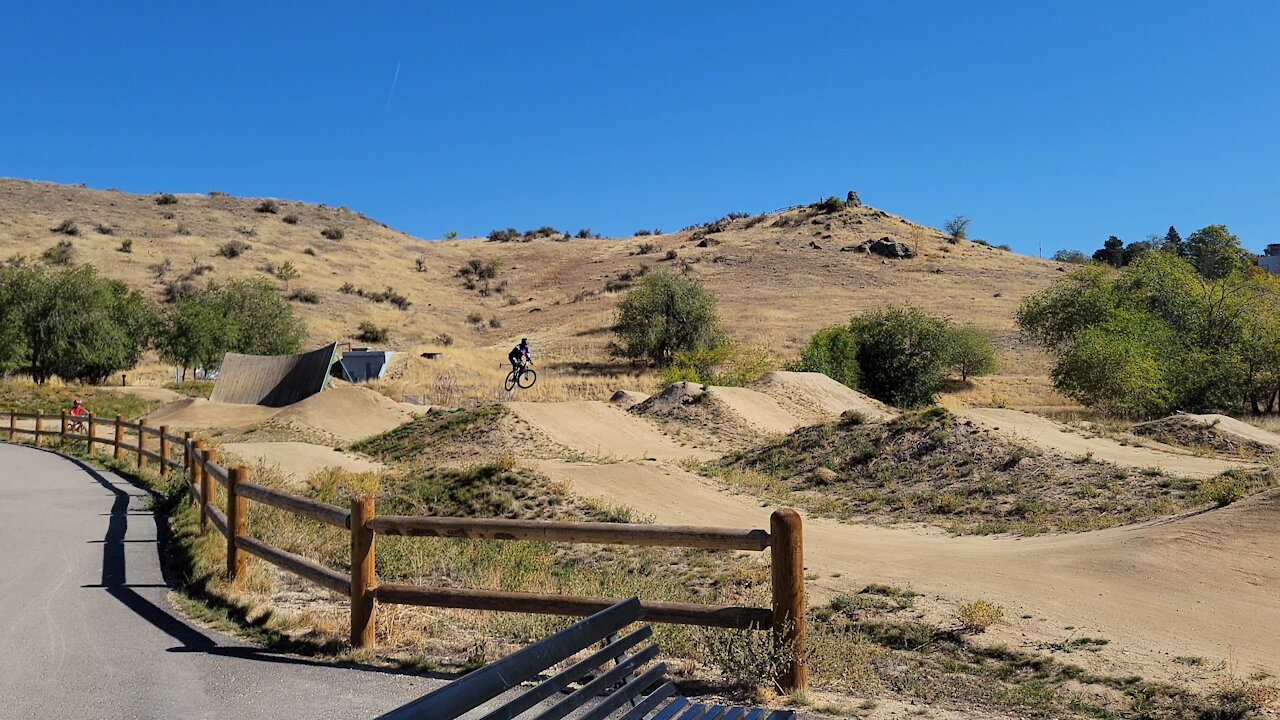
[0, 178, 1068, 404]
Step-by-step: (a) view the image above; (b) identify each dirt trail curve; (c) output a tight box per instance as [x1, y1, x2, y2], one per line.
[960, 407, 1254, 479]
[1181, 413, 1280, 447]
[0, 442, 435, 719]
[506, 401, 718, 461]
[543, 458, 1280, 677]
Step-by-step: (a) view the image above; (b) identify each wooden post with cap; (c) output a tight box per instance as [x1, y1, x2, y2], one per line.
[227, 466, 248, 582]
[771, 508, 807, 692]
[350, 494, 376, 649]
[113, 415, 123, 460]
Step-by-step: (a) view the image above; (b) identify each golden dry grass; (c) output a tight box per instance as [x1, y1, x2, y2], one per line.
[0, 179, 1068, 404]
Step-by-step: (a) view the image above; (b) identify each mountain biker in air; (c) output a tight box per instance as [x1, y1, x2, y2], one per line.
[508, 338, 532, 376]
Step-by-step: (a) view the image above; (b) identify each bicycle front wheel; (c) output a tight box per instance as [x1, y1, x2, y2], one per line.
[517, 368, 537, 389]
[503, 371, 518, 392]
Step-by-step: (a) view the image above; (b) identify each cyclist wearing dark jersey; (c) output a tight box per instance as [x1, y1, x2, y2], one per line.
[508, 339, 531, 375]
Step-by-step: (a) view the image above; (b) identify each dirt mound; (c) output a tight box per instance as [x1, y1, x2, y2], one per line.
[103, 386, 186, 403]
[275, 385, 415, 442]
[705, 386, 804, 434]
[750, 371, 895, 422]
[146, 397, 279, 428]
[607, 390, 649, 409]
[963, 407, 1255, 479]
[506, 400, 716, 461]
[220, 441, 385, 481]
[631, 383, 764, 451]
[145, 385, 415, 442]
[1132, 414, 1279, 457]
[633, 382, 706, 412]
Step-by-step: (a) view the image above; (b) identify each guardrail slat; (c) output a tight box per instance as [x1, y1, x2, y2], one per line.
[235, 535, 351, 595]
[366, 515, 771, 551]
[372, 585, 773, 629]
[236, 481, 351, 529]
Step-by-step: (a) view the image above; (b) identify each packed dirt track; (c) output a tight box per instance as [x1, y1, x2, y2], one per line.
[553, 458, 1280, 678]
[959, 407, 1255, 479]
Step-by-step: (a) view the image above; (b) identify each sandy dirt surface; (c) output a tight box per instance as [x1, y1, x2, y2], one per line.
[1182, 413, 1280, 447]
[960, 407, 1254, 479]
[541, 457, 1279, 679]
[706, 386, 806, 434]
[751, 371, 896, 422]
[507, 401, 718, 461]
[219, 441, 384, 480]
[103, 386, 187, 403]
[143, 386, 416, 442]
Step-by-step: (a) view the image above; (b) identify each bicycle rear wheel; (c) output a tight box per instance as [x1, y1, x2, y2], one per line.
[503, 371, 518, 392]
[517, 368, 537, 389]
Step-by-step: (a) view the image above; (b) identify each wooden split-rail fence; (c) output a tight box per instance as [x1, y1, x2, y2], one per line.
[5, 407, 808, 690]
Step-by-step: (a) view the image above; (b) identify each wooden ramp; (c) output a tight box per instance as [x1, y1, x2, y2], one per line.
[209, 343, 337, 407]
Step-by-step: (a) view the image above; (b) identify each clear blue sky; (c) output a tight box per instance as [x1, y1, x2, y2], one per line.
[3, 1, 1277, 255]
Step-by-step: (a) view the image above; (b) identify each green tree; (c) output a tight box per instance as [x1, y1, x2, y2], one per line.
[0, 264, 156, 384]
[1051, 249, 1089, 264]
[793, 326, 860, 390]
[946, 325, 999, 382]
[1016, 264, 1118, 351]
[1050, 314, 1172, 417]
[612, 271, 724, 366]
[1091, 236, 1125, 267]
[1185, 224, 1248, 280]
[1160, 226, 1184, 256]
[158, 291, 237, 380]
[849, 307, 953, 407]
[944, 215, 971, 241]
[274, 260, 300, 291]
[216, 278, 307, 356]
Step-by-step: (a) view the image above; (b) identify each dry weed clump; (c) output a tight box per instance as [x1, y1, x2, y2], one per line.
[955, 599, 1003, 633]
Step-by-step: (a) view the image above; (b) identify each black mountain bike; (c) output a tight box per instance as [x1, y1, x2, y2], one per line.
[504, 361, 537, 391]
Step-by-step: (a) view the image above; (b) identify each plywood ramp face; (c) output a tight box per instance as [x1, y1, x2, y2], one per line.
[209, 343, 337, 407]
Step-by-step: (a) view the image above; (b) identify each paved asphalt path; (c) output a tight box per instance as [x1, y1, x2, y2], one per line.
[0, 443, 443, 720]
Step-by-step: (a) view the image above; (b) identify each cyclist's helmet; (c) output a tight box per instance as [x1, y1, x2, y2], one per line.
[521, 338, 528, 345]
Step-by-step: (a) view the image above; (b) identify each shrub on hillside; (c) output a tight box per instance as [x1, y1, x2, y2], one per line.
[117, 238, 133, 253]
[51, 219, 79, 236]
[255, 199, 279, 214]
[154, 193, 178, 205]
[216, 239, 251, 258]
[944, 214, 971, 241]
[288, 288, 319, 304]
[814, 196, 845, 214]
[282, 214, 299, 224]
[613, 270, 724, 366]
[320, 227, 344, 240]
[947, 325, 999, 382]
[41, 240, 77, 266]
[95, 223, 115, 235]
[356, 321, 389, 343]
[636, 242, 659, 255]
[302, 247, 316, 256]
[793, 326, 860, 390]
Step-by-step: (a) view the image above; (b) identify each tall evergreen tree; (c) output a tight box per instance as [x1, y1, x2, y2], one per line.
[1161, 226, 1185, 256]
[1091, 236, 1125, 267]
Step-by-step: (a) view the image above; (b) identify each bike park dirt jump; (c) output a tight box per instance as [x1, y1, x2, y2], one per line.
[503, 372, 1279, 680]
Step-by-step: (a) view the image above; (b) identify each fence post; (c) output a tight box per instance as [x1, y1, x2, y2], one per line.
[159, 426, 170, 477]
[113, 415, 124, 460]
[771, 508, 807, 692]
[60, 410, 68, 437]
[183, 431, 193, 475]
[8, 408, 14, 442]
[35, 410, 43, 447]
[137, 417, 148, 470]
[200, 448, 218, 531]
[227, 466, 248, 583]
[191, 440, 205, 515]
[350, 494, 376, 649]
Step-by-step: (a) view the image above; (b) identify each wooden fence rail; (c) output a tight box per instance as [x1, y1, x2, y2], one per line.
[3, 406, 809, 690]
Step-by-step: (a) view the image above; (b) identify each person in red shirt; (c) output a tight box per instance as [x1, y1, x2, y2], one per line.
[69, 398, 87, 433]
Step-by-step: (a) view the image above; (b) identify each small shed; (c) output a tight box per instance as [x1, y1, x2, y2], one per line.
[341, 348, 394, 382]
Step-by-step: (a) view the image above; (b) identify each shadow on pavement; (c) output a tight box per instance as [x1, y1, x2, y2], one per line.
[64, 453, 444, 678]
